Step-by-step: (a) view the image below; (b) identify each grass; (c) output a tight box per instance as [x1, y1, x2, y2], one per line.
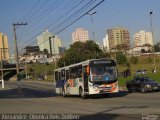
[118, 73, 160, 87]
[118, 56, 160, 87]
[24, 56, 160, 85]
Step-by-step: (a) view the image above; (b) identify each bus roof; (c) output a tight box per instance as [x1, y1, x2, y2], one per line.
[54, 58, 116, 72]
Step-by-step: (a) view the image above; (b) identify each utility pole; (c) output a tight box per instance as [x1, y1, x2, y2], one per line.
[49, 36, 55, 57]
[13, 22, 27, 96]
[13, 22, 27, 77]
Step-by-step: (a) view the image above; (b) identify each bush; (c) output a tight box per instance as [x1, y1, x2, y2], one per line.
[147, 57, 153, 63]
[116, 52, 127, 64]
[130, 56, 138, 64]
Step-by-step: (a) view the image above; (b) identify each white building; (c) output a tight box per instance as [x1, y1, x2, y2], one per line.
[19, 53, 61, 64]
[72, 28, 89, 43]
[103, 34, 109, 51]
[134, 30, 153, 47]
[37, 30, 62, 55]
[53, 35, 62, 55]
[146, 32, 153, 45]
[127, 46, 152, 55]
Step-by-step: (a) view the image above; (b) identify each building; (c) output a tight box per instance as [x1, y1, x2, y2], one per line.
[37, 30, 62, 55]
[145, 32, 153, 45]
[53, 35, 62, 55]
[127, 46, 153, 56]
[25, 46, 40, 54]
[107, 27, 130, 50]
[72, 28, 89, 43]
[59, 47, 66, 55]
[103, 34, 109, 51]
[134, 30, 153, 47]
[0, 32, 10, 61]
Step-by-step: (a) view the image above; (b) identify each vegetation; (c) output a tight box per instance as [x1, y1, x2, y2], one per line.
[130, 56, 138, 64]
[147, 56, 153, 63]
[154, 42, 160, 52]
[24, 41, 160, 87]
[57, 41, 106, 67]
[26, 62, 55, 81]
[116, 52, 127, 64]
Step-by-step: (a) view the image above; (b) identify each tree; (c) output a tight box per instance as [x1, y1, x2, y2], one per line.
[154, 44, 160, 52]
[148, 50, 151, 53]
[141, 49, 146, 53]
[115, 44, 129, 50]
[57, 40, 106, 67]
[125, 61, 130, 68]
[130, 56, 138, 64]
[147, 56, 153, 63]
[43, 48, 49, 55]
[116, 52, 127, 64]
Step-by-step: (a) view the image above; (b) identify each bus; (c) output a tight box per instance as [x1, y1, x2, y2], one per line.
[54, 58, 118, 98]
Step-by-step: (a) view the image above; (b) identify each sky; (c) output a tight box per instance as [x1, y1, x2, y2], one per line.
[0, 0, 160, 54]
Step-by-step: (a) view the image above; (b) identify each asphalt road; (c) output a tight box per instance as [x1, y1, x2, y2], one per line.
[0, 81, 160, 120]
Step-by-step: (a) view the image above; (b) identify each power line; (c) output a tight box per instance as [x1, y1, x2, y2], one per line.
[18, 0, 89, 49]
[26, 0, 105, 47]
[18, 0, 42, 22]
[56, 0, 105, 35]
[26, 0, 50, 22]
[18, 0, 75, 48]
[18, 0, 63, 37]
[17, 0, 50, 36]
[18, 0, 105, 52]
[52, 0, 96, 33]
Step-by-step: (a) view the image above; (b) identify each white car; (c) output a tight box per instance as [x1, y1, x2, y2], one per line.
[135, 70, 147, 75]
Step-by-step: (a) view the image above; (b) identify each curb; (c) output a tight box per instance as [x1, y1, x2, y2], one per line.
[20, 80, 54, 85]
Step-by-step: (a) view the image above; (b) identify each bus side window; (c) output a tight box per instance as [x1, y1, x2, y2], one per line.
[61, 69, 65, 80]
[66, 70, 69, 80]
[55, 71, 58, 82]
[58, 72, 61, 81]
[70, 68, 74, 79]
[77, 65, 82, 78]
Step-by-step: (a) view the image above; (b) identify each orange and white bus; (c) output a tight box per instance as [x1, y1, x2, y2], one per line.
[54, 58, 118, 98]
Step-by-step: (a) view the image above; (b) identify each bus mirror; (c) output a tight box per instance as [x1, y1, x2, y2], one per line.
[86, 66, 90, 75]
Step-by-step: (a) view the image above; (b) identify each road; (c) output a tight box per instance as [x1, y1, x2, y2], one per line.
[0, 81, 160, 120]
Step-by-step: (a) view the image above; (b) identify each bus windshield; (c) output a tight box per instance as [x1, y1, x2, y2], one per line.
[90, 64, 117, 82]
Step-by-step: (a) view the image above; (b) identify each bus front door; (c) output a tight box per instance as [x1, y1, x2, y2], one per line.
[83, 67, 89, 92]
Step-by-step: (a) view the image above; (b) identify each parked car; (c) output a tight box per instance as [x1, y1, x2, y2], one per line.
[126, 76, 160, 93]
[135, 70, 147, 75]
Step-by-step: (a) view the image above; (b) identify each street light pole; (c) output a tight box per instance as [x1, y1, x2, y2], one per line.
[87, 11, 97, 58]
[149, 11, 156, 72]
[87, 11, 97, 41]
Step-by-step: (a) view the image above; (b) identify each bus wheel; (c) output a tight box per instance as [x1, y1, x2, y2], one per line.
[62, 88, 67, 97]
[79, 88, 87, 99]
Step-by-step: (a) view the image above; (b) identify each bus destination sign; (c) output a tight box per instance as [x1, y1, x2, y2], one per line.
[93, 61, 111, 64]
